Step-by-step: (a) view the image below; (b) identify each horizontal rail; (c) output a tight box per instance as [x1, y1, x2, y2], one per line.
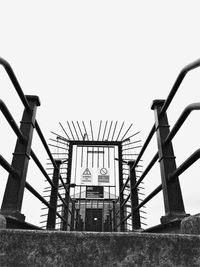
[0, 155, 69, 224]
[30, 149, 55, 189]
[25, 181, 54, 211]
[160, 58, 200, 117]
[0, 154, 19, 178]
[132, 58, 200, 172]
[0, 99, 25, 142]
[59, 175, 74, 204]
[169, 148, 200, 180]
[132, 125, 155, 170]
[132, 152, 158, 191]
[35, 121, 58, 169]
[121, 195, 130, 209]
[0, 57, 31, 112]
[0, 57, 58, 169]
[165, 103, 200, 145]
[133, 148, 200, 214]
[116, 60, 200, 229]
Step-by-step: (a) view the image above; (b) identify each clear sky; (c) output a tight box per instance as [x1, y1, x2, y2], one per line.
[0, 1, 200, 228]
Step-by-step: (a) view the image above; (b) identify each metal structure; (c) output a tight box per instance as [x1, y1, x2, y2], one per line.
[42, 121, 145, 231]
[0, 57, 200, 233]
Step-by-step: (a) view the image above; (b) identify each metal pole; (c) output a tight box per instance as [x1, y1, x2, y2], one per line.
[128, 161, 141, 230]
[151, 99, 187, 223]
[46, 160, 62, 229]
[62, 142, 73, 230]
[112, 200, 116, 232]
[118, 143, 125, 231]
[70, 200, 75, 231]
[1, 95, 40, 221]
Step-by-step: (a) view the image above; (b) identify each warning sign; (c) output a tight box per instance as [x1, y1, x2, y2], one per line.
[81, 168, 92, 183]
[98, 168, 109, 183]
[86, 186, 104, 198]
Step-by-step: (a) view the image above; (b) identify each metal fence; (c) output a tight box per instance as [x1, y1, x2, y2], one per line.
[0, 58, 76, 230]
[0, 57, 200, 231]
[114, 58, 200, 230]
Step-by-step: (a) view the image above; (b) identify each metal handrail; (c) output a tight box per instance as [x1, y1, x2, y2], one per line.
[0, 58, 76, 228]
[0, 154, 19, 178]
[165, 103, 200, 145]
[0, 99, 25, 142]
[0, 57, 58, 169]
[119, 59, 200, 229]
[132, 58, 200, 171]
[160, 59, 200, 117]
[132, 148, 200, 215]
[0, 57, 31, 111]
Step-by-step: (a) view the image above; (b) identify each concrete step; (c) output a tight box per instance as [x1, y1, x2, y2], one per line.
[0, 230, 200, 267]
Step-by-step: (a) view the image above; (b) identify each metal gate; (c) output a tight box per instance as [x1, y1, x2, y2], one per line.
[43, 121, 146, 231]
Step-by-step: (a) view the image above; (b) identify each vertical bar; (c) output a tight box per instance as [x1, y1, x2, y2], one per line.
[102, 196, 104, 232]
[1, 95, 40, 221]
[46, 160, 62, 229]
[97, 120, 102, 141]
[82, 121, 89, 140]
[72, 121, 79, 140]
[90, 121, 94, 167]
[90, 120, 94, 140]
[59, 122, 70, 140]
[79, 186, 81, 230]
[70, 200, 75, 231]
[107, 121, 113, 141]
[118, 143, 125, 231]
[116, 121, 124, 141]
[108, 186, 111, 231]
[151, 99, 187, 223]
[112, 200, 116, 232]
[77, 121, 84, 140]
[67, 121, 75, 140]
[81, 146, 83, 168]
[121, 123, 133, 141]
[62, 142, 73, 230]
[111, 121, 118, 141]
[102, 121, 108, 141]
[97, 121, 102, 167]
[128, 161, 141, 230]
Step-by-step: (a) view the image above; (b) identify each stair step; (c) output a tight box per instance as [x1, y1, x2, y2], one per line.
[0, 229, 200, 266]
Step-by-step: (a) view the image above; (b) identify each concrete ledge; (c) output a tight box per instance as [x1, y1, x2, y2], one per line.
[181, 214, 200, 235]
[143, 219, 181, 233]
[0, 230, 200, 267]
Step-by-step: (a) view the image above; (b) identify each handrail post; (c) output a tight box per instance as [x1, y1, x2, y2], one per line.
[1, 95, 40, 221]
[46, 160, 61, 230]
[151, 99, 188, 223]
[118, 143, 125, 231]
[128, 161, 141, 230]
[70, 200, 75, 231]
[62, 143, 73, 230]
[112, 200, 117, 232]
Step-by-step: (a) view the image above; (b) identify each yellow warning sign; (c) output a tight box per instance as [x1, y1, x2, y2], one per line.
[81, 168, 92, 183]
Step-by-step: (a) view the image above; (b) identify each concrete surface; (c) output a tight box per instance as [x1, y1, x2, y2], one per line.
[0, 230, 200, 267]
[181, 214, 200, 235]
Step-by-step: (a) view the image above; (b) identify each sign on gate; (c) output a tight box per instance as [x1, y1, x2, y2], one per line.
[86, 186, 104, 198]
[81, 168, 92, 183]
[98, 167, 109, 183]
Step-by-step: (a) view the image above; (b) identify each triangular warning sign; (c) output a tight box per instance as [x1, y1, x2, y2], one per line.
[83, 168, 91, 176]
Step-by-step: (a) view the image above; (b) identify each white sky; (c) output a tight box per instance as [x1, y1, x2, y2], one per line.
[0, 1, 200, 228]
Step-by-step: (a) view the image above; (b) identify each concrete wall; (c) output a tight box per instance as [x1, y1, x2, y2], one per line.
[0, 230, 200, 266]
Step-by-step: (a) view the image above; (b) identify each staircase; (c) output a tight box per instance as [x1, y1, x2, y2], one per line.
[0, 229, 200, 267]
